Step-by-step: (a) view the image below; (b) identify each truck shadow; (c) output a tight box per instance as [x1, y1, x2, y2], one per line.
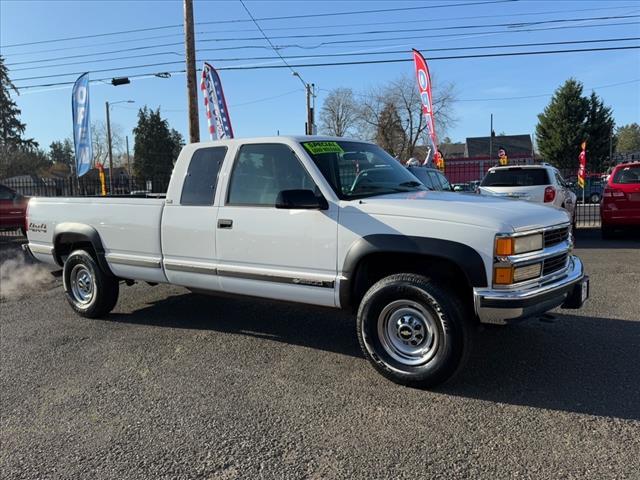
[111, 294, 640, 421]
[109, 292, 360, 358]
[443, 313, 640, 421]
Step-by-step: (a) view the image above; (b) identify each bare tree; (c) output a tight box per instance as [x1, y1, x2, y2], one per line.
[319, 88, 359, 137]
[91, 120, 125, 167]
[358, 74, 457, 162]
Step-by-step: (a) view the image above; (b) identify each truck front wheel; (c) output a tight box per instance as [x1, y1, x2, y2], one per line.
[63, 249, 119, 318]
[357, 274, 473, 388]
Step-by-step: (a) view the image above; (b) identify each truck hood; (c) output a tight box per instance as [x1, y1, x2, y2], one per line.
[347, 191, 569, 232]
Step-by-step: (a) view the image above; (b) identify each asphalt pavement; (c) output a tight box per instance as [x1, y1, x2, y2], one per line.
[1, 230, 639, 479]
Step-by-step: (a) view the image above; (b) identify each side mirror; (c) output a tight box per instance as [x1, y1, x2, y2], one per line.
[276, 189, 328, 210]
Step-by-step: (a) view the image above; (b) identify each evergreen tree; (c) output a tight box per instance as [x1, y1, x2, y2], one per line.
[49, 139, 74, 165]
[616, 123, 640, 152]
[535, 78, 589, 170]
[132, 107, 183, 178]
[0, 55, 36, 150]
[536, 78, 616, 172]
[584, 92, 615, 172]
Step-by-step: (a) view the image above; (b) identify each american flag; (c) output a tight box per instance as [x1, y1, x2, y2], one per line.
[200, 62, 234, 140]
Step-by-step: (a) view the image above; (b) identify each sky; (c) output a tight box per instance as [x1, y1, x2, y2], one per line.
[1, 0, 639, 153]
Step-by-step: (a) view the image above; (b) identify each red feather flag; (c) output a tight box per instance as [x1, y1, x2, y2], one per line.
[412, 49, 441, 168]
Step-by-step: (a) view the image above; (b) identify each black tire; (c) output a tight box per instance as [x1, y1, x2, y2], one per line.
[590, 193, 600, 204]
[357, 273, 474, 388]
[62, 249, 119, 318]
[601, 225, 614, 239]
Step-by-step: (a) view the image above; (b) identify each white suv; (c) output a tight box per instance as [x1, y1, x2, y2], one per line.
[478, 164, 577, 225]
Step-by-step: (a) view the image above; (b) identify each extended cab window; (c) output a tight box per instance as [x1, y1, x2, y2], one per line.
[180, 147, 227, 205]
[481, 168, 550, 187]
[227, 143, 316, 206]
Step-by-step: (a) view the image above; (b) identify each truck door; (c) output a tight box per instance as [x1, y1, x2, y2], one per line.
[215, 143, 338, 307]
[161, 146, 227, 290]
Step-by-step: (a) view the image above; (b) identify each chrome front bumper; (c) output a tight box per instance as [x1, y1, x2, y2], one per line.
[473, 255, 586, 325]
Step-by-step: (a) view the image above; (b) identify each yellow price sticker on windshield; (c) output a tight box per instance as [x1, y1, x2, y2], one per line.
[303, 141, 344, 155]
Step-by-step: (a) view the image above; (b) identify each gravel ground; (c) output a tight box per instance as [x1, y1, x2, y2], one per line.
[1, 230, 639, 479]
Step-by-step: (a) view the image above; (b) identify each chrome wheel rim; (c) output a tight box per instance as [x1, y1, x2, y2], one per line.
[377, 300, 440, 366]
[70, 264, 94, 305]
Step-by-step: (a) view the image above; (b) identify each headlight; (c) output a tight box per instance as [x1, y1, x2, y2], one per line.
[495, 233, 543, 256]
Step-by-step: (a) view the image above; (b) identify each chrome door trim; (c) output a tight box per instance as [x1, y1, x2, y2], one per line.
[106, 254, 161, 268]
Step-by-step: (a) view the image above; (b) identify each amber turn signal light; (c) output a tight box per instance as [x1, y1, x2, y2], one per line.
[495, 237, 514, 256]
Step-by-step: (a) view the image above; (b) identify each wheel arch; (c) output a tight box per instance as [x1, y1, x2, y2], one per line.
[339, 234, 488, 311]
[53, 222, 114, 276]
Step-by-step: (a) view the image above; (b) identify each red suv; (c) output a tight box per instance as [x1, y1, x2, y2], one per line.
[0, 184, 28, 235]
[601, 162, 640, 238]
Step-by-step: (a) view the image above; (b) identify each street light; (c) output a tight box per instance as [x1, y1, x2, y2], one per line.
[105, 100, 134, 193]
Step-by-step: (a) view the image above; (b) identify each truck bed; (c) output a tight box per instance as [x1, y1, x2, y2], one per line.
[27, 196, 167, 283]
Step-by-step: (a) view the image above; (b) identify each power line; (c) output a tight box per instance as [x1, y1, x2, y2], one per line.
[8, 37, 639, 74]
[290, 21, 640, 50]
[217, 45, 640, 71]
[238, 0, 305, 86]
[0, 0, 514, 48]
[196, 14, 640, 44]
[5, 4, 637, 58]
[7, 17, 638, 68]
[12, 45, 640, 90]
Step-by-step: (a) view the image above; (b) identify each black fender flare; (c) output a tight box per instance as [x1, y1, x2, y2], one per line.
[339, 234, 488, 309]
[53, 222, 114, 276]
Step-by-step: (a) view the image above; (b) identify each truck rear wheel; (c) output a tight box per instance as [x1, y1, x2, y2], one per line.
[357, 273, 473, 388]
[63, 249, 119, 318]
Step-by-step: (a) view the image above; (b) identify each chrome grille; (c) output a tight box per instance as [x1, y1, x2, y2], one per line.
[543, 253, 568, 276]
[544, 226, 569, 248]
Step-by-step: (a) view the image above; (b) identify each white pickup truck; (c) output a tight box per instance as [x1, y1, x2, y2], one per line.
[24, 136, 589, 387]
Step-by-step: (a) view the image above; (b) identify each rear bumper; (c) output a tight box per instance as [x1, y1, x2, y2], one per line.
[473, 255, 586, 325]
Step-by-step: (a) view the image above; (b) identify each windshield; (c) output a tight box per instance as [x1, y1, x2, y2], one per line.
[481, 168, 550, 187]
[302, 141, 426, 199]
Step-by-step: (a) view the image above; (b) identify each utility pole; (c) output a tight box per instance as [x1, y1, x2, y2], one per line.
[489, 113, 493, 163]
[105, 101, 114, 194]
[305, 84, 312, 135]
[304, 83, 317, 135]
[184, 0, 200, 143]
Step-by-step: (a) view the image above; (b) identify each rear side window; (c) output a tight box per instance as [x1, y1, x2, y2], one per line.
[612, 166, 640, 184]
[180, 147, 227, 205]
[481, 168, 550, 187]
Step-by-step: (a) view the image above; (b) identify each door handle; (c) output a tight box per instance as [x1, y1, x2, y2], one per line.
[217, 219, 233, 229]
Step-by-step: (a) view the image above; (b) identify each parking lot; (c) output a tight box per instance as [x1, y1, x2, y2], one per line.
[1, 230, 639, 479]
